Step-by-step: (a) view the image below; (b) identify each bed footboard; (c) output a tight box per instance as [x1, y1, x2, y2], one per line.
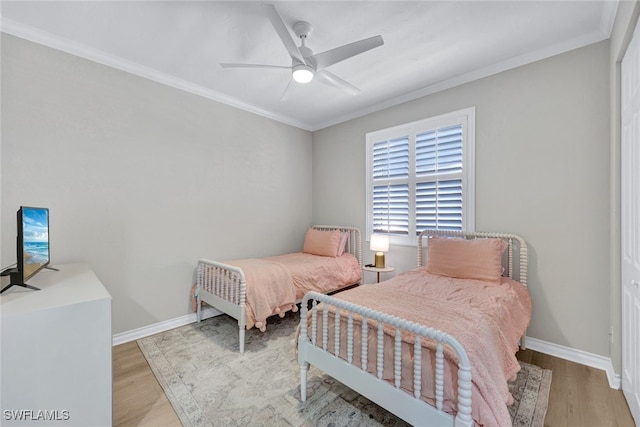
[196, 258, 247, 352]
[298, 291, 473, 427]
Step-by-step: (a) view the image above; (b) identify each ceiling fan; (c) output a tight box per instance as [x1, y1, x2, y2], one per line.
[220, 4, 384, 98]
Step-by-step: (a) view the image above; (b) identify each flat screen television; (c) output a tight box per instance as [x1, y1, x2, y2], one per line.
[1, 206, 51, 293]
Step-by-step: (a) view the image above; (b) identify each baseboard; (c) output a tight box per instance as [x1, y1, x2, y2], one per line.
[112, 307, 221, 346]
[112, 315, 622, 390]
[525, 336, 621, 390]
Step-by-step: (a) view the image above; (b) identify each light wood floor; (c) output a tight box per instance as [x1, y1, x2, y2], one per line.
[113, 341, 182, 427]
[113, 341, 636, 427]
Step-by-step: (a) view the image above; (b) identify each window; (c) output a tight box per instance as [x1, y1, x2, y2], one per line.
[366, 107, 475, 245]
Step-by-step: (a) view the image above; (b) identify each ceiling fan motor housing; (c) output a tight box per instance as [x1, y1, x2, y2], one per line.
[293, 21, 313, 40]
[292, 21, 315, 82]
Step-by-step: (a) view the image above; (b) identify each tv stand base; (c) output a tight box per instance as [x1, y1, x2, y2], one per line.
[0, 282, 41, 294]
[0, 268, 43, 294]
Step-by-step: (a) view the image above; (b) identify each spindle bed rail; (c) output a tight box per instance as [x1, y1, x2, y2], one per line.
[298, 291, 474, 427]
[297, 229, 530, 427]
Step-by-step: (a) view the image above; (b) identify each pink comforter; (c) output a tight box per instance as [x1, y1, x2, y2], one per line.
[226, 258, 297, 331]
[226, 253, 361, 331]
[311, 268, 532, 427]
[266, 252, 362, 300]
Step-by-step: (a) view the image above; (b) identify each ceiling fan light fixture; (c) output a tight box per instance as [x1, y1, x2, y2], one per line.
[292, 64, 314, 83]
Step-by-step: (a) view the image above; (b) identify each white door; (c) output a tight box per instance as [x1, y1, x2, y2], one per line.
[621, 17, 640, 426]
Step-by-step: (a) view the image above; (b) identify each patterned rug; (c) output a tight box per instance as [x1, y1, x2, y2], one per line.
[138, 312, 551, 427]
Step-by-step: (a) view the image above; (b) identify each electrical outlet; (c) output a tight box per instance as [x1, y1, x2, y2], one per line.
[609, 326, 614, 345]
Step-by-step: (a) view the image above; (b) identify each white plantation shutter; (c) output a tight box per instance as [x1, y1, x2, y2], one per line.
[372, 137, 410, 234]
[416, 180, 463, 231]
[373, 184, 409, 234]
[366, 108, 475, 245]
[373, 137, 409, 179]
[416, 126, 463, 176]
[415, 125, 464, 232]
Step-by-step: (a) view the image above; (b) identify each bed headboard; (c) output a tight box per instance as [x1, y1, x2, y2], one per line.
[417, 229, 528, 287]
[312, 225, 362, 267]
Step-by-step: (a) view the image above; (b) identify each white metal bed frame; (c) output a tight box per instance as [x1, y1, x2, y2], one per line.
[297, 229, 528, 427]
[196, 225, 362, 353]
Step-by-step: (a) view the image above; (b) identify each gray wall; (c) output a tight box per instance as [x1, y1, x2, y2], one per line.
[313, 41, 612, 358]
[1, 35, 313, 334]
[1, 14, 632, 367]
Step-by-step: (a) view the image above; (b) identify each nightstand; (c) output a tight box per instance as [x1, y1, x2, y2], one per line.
[362, 265, 394, 283]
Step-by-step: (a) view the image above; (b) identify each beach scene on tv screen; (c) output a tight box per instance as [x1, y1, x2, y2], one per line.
[22, 208, 49, 278]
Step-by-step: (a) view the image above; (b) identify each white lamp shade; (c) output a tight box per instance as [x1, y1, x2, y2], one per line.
[369, 234, 389, 252]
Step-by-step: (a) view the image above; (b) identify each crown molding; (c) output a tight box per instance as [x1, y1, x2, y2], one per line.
[0, 18, 314, 132]
[2, 13, 613, 133]
[600, 0, 620, 37]
[312, 28, 611, 131]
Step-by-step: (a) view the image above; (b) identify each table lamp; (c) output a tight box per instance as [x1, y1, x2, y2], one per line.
[370, 234, 389, 268]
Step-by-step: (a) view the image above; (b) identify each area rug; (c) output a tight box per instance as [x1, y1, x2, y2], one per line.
[138, 312, 551, 427]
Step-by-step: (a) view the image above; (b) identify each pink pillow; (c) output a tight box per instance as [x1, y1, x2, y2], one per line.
[302, 228, 341, 257]
[336, 232, 349, 257]
[426, 236, 508, 284]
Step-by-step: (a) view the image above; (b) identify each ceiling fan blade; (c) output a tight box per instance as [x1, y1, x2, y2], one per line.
[280, 78, 295, 102]
[219, 63, 291, 69]
[311, 35, 384, 70]
[315, 70, 360, 95]
[263, 4, 306, 65]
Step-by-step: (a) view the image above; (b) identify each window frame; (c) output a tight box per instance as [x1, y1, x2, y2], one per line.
[365, 107, 476, 246]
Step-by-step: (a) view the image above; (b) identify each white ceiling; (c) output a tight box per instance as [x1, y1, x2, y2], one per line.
[1, 1, 618, 131]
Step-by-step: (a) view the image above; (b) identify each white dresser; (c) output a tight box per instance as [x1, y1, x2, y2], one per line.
[1, 263, 112, 426]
